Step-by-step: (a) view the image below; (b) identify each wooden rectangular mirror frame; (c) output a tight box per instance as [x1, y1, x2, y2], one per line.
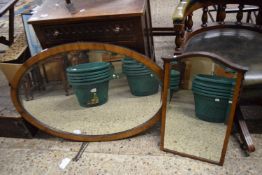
[160, 52, 248, 165]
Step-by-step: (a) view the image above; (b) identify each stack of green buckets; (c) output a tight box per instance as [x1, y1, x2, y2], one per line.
[169, 69, 180, 100]
[122, 58, 159, 96]
[192, 74, 235, 123]
[66, 62, 112, 107]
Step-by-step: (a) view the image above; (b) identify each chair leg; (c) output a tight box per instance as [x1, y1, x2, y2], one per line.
[246, 11, 252, 23]
[8, 6, 15, 46]
[59, 60, 69, 96]
[208, 6, 216, 22]
[42, 64, 49, 84]
[35, 66, 46, 91]
[235, 105, 256, 152]
[23, 74, 33, 101]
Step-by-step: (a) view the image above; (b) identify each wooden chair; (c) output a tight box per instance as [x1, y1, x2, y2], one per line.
[208, 5, 259, 23]
[21, 11, 71, 96]
[172, 0, 262, 153]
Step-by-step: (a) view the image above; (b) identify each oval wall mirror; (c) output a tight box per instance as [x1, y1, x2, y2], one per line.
[11, 42, 163, 141]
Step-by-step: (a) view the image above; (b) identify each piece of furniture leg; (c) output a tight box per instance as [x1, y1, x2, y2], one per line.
[235, 106, 255, 152]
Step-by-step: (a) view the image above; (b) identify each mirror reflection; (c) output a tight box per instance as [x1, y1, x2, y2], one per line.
[18, 50, 162, 136]
[163, 57, 236, 162]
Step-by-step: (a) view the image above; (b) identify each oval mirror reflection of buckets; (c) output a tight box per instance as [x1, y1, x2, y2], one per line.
[192, 74, 235, 123]
[66, 62, 112, 107]
[122, 58, 159, 96]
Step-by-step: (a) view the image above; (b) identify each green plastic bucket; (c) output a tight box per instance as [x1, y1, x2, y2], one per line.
[66, 62, 110, 74]
[127, 74, 159, 96]
[72, 80, 109, 107]
[193, 91, 229, 123]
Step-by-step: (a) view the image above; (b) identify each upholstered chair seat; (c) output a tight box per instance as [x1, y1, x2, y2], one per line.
[184, 28, 262, 98]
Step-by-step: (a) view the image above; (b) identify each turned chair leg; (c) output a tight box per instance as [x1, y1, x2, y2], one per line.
[23, 74, 34, 101]
[60, 65, 69, 96]
[58, 59, 70, 96]
[235, 105, 255, 153]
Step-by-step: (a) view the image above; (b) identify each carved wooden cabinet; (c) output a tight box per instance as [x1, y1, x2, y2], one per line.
[28, 0, 154, 59]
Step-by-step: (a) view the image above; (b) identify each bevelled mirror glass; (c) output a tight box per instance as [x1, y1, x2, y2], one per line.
[11, 43, 163, 141]
[160, 53, 247, 165]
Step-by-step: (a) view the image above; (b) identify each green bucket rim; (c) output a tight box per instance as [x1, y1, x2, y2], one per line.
[192, 87, 233, 97]
[192, 88, 232, 99]
[123, 68, 151, 73]
[69, 76, 111, 85]
[68, 72, 111, 82]
[122, 63, 146, 68]
[67, 67, 111, 76]
[170, 82, 180, 86]
[194, 74, 236, 85]
[66, 62, 110, 73]
[193, 80, 234, 90]
[170, 69, 180, 76]
[122, 58, 139, 64]
[170, 75, 180, 78]
[122, 66, 149, 71]
[192, 83, 233, 94]
[67, 69, 111, 78]
[170, 77, 180, 81]
[126, 71, 154, 77]
[124, 69, 152, 75]
[170, 85, 179, 89]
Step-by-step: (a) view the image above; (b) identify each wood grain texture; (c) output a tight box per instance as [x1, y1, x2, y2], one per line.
[28, 0, 145, 24]
[28, 0, 154, 59]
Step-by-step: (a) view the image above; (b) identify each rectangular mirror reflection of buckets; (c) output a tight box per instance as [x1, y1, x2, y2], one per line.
[161, 53, 247, 165]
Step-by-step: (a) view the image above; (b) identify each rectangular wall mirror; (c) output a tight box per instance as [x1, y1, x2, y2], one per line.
[160, 53, 247, 165]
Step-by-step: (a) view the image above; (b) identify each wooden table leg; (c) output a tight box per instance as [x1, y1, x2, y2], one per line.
[0, 36, 9, 46]
[235, 105, 256, 152]
[8, 6, 15, 46]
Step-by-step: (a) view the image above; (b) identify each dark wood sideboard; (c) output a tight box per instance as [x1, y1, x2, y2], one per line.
[28, 0, 154, 59]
